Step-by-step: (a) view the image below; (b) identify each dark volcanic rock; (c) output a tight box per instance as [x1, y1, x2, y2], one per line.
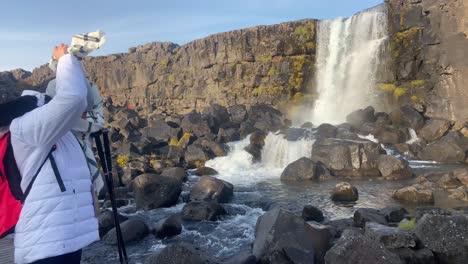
[377, 155, 412, 180]
[181, 111, 213, 139]
[134, 173, 182, 210]
[145, 243, 214, 264]
[324, 229, 402, 264]
[217, 127, 240, 143]
[390, 105, 425, 130]
[418, 131, 468, 163]
[223, 249, 257, 264]
[390, 248, 435, 264]
[185, 144, 211, 167]
[302, 205, 325, 222]
[253, 208, 332, 264]
[346, 106, 376, 128]
[153, 214, 182, 239]
[244, 131, 266, 162]
[331, 182, 359, 202]
[280, 157, 321, 181]
[189, 176, 234, 203]
[228, 104, 247, 124]
[97, 210, 128, 237]
[353, 208, 388, 228]
[103, 219, 149, 245]
[374, 126, 409, 144]
[181, 201, 227, 221]
[194, 166, 219, 176]
[142, 119, 181, 141]
[203, 103, 230, 133]
[315, 123, 337, 139]
[247, 104, 284, 132]
[418, 119, 451, 142]
[415, 214, 468, 264]
[161, 167, 187, 182]
[364, 222, 416, 249]
[381, 206, 408, 223]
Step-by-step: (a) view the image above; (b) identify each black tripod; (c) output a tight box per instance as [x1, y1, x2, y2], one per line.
[94, 130, 128, 264]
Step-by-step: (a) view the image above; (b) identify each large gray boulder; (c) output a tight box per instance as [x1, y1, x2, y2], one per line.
[346, 106, 376, 128]
[97, 210, 128, 237]
[393, 184, 434, 205]
[312, 138, 384, 178]
[189, 176, 234, 203]
[315, 123, 338, 139]
[161, 167, 187, 182]
[280, 157, 327, 181]
[145, 243, 215, 264]
[244, 131, 267, 162]
[324, 229, 403, 264]
[181, 111, 213, 139]
[185, 144, 211, 167]
[353, 208, 388, 228]
[142, 119, 181, 141]
[390, 105, 425, 130]
[181, 201, 227, 221]
[418, 131, 468, 163]
[228, 104, 247, 124]
[389, 248, 435, 264]
[364, 222, 416, 249]
[415, 214, 468, 264]
[153, 214, 182, 239]
[203, 103, 230, 133]
[418, 119, 451, 142]
[133, 174, 182, 210]
[253, 208, 333, 264]
[103, 219, 149, 245]
[377, 155, 412, 180]
[247, 104, 284, 133]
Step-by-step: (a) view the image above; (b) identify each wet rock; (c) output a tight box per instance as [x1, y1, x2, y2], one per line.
[223, 249, 256, 264]
[312, 138, 384, 178]
[418, 131, 468, 163]
[142, 119, 181, 141]
[281, 157, 321, 181]
[346, 106, 376, 128]
[203, 103, 230, 133]
[324, 229, 402, 264]
[335, 128, 360, 140]
[437, 173, 462, 189]
[244, 131, 266, 162]
[194, 166, 219, 176]
[239, 120, 260, 139]
[325, 218, 356, 238]
[414, 206, 452, 221]
[354, 208, 388, 228]
[134, 173, 182, 210]
[145, 243, 215, 264]
[315, 123, 337, 139]
[374, 126, 409, 144]
[253, 208, 331, 264]
[393, 185, 434, 205]
[302, 205, 325, 222]
[103, 219, 149, 245]
[378, 155, 412, 180]
[418, 119, 451, 142]
[415, 214, 468, 263]
[390, 248, 435, 264]
[228, 104, 247, 124]
[381, 206, 408, 223]
[190, 176, 234, 203]
[102, 199, 129, 209]
[200, 139, 228, 157]
[282, 127, 312, 141]
[97, 210, 128, 237]
[217, 127, 240, 143]
[331, 182, 359, 202]
[185, 144, 211, 167]
[453, 168, 468, 186]
[301, 122, 314, 129]
[448, 186, 468, 201]
[364, 222, 416, 249]
[181, 201, 227, 221]
[390, 105, 425, 130]
[374, 112, 392, 126]
[153, 214, 182, 239]
[181, 111, 213, 139]
[247, 104, 284, 133]
[161, 167, 187, 182]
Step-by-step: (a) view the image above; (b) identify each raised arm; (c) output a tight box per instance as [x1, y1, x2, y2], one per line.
[10, 46, 88, 147]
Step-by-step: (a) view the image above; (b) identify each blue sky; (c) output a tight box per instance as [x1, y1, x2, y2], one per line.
[0, 0, 383, 71]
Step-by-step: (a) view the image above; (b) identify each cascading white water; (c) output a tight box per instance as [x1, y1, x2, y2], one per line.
[310, 4, 388, 125]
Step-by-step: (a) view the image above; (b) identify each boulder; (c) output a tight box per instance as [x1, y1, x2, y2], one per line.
[247, 104, 284, 132]
[315, 123, 337, 139]
[280, 157, 321, 181]
[282, 127, 313, 141]
[312, 138, 384, 178]
[390, 105, 425, 130]
[415, 214, 468, 264]
[180, 111, 213, 139]
[185, 144, 211, 167]
[194, 166, 219, 176]
[142, 119, 181, 141]
[437, 173, 462, 189]
[325, 218, 354, 238]
[301, 122, 314, 129]
[414, 206, 452, 221]
[98, 210, 128, 237]
[189, 176, 234, 203]
[145, 243, 214, 264]
[335, 128, 360, 141]
[374, 112, 392, 126]
[381, 206, 408, 223]
[453, 168, 468, 186]
[448, 186, 468, 201]
[121, 160, 149, 186]
[418, 119, 451, 142]
[223, 249, 257, 264]
[324, 229, 403, 264]
[374, 126, 409, 144]
[103, 219, 149, 245]
[228, 104, 247, 124]
[331, 182, 359, 202]
[244, 131, 266, 162]
[217, 127, 240, 143]
[354, 208, 388, 228]
[346, 106, 376, 128]
[253, 208, 332, 264]
[134, 174, 182, 210]
[302, 205, 325, 222]
[181, 201, 227, 221]
[393, 185, 434, 205]
[390, 248, 435, 264]
[167, 145, 185, 164]
[203, 103, 230, 133]
[364, 222, 416, 249]
[161, 167, 187, 182]
[377, 155, 412, 180]
[153, 214, 182, 239]
[418, 132, 468, 163]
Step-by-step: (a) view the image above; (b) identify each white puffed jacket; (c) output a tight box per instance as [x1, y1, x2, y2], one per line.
[10, 54, 99, 263]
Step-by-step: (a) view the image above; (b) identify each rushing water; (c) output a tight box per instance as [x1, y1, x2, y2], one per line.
[310, 4, 388, 124]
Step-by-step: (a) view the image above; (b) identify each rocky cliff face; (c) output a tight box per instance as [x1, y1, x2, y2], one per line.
[385, 0, 468, 122]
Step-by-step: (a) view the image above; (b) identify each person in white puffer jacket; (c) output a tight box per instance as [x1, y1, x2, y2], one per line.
[10, 44, 99, 264]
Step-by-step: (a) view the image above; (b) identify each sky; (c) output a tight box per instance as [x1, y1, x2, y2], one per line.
[0, 0, 383, 71]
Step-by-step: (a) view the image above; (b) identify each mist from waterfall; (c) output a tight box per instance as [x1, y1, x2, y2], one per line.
[310, 4, 388, 125]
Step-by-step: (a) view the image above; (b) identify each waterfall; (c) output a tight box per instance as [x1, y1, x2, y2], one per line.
[310, 4, 388, 125]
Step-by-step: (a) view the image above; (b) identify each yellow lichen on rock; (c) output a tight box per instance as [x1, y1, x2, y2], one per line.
[116, 155, 130, 168]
